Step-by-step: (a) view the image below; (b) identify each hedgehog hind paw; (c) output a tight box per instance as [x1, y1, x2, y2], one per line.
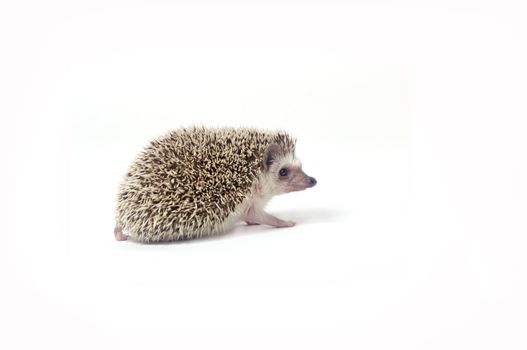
[114, 225, 129, 241]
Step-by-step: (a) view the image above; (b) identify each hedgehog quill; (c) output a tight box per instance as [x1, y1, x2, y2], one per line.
[114, 127, 317, 242]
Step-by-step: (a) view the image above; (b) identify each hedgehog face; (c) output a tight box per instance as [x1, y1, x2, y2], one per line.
[262, 143, 317, 195]
[274, 158, 317, 194]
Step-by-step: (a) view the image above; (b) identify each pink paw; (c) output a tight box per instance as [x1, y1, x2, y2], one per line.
[114, 226, 129, 241]
[245, 221, 261, 226]
[277, 220, 296, 228]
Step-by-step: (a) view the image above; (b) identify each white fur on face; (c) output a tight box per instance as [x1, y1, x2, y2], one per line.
[257, 153, 311, 196]
[281, 153, 301, 168]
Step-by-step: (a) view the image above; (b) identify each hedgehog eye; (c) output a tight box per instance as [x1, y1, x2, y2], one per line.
[279, 168, 288, 177]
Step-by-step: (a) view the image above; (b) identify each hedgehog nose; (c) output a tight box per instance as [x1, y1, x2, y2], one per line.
[308, 177, 317, 187]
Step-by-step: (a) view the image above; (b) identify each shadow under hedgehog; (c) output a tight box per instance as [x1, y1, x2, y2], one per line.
[114, 126, 317, 242]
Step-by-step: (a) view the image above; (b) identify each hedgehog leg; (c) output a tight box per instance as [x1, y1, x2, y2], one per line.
[244, 209, 295, 228]
[114, 225, 129, 241]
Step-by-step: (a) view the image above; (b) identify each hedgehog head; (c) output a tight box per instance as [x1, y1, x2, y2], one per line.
[260, 143, 317, 195]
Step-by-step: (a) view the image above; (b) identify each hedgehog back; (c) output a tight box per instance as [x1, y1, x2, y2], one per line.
[116, 127, 295, 241]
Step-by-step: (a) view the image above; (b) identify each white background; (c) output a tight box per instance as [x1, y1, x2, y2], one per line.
[1, 0, 526, 349]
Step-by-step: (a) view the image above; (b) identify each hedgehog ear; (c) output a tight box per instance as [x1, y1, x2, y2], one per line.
[262, 143, 281, 172]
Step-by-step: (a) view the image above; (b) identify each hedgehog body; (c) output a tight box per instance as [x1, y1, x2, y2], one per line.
[115, 127, 316, 242]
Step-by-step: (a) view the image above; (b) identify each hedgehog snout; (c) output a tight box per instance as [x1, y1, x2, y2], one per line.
[308, 176, 317, 187]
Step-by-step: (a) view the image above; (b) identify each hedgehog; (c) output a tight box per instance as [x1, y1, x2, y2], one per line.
[114, 126, 317, 242]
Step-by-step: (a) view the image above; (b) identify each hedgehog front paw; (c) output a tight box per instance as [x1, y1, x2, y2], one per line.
[245, 221, 261, 226]
[276, 220, 296, 228]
